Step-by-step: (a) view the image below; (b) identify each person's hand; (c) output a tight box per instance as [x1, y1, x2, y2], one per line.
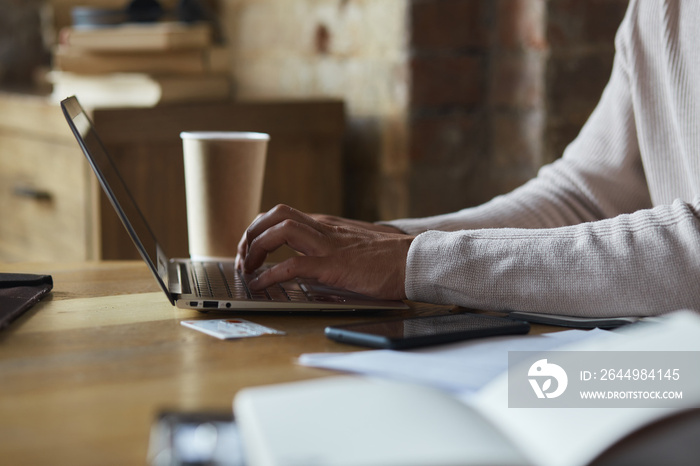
[236, 205, 414, 300]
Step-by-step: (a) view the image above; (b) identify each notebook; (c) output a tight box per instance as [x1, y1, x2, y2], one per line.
[60, 96, 408, 312]
[233, 311, 700, 466]
[0, 273, 53, 332]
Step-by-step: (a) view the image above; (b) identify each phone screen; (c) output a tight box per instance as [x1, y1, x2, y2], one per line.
[325, 313, 530, 349]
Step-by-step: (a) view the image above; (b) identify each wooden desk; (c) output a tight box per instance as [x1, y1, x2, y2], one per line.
[0, 261, 463, 465]
[8, 262, 691, 466]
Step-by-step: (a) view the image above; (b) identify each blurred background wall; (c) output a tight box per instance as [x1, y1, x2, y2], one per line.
[10, 0, 629, 222]
[221, 0, 629, 221]
[0, 0, 51, 87]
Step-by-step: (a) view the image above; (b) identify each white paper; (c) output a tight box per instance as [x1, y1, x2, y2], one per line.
[299, 328, 610, 395]
[470, 310, 700, 466]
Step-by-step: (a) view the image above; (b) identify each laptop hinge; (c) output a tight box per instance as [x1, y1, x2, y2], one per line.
[168, 261, 191, 295]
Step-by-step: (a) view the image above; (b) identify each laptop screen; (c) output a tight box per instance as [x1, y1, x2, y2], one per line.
[61, 96, 174, 303]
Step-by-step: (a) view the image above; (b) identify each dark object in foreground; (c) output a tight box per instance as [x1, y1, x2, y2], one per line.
[326, 312, 530, 349]
[0, 273, 53, 332]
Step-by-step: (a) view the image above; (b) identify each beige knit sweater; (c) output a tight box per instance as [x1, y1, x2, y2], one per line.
[388, 0, 700, 317]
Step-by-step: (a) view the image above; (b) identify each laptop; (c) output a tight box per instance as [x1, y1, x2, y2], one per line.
[61, 96, 408, 312]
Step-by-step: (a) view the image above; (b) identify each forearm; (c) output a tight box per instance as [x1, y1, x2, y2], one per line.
[405, 198, 700, 317]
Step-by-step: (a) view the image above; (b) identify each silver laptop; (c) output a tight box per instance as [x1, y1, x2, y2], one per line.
[61, 96, 408, 312]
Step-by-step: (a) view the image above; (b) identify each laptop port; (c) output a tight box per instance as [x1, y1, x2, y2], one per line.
[203, 301, 218, 309]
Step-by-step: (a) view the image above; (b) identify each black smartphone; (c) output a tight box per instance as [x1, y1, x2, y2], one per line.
[325, 312, 530, 349]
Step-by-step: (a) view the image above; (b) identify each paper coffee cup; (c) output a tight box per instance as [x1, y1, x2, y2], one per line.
[181, 131, 269, 260]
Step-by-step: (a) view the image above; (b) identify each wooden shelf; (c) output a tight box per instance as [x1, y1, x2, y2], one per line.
[0, 93, 345, 261]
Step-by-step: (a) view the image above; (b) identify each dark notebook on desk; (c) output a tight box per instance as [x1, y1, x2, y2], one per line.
[0, 273, 53, 331]
[60, 96, 407, 312]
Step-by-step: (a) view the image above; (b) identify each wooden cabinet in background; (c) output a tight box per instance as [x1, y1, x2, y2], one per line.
[0, 92, 345, 262]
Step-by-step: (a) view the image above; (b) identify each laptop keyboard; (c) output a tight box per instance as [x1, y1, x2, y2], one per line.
[191, 262, 311, 302]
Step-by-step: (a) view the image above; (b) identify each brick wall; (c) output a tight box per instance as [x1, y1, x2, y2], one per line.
[223, 0, 628, 221]
[407, 0, 548, 217]
[406, 0, 628, 218]
[544, 0, 629, 164]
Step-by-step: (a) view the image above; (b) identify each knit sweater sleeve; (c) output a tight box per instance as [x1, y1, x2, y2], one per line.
[407, 198, 700, 316]
[394, 1, 700, 316]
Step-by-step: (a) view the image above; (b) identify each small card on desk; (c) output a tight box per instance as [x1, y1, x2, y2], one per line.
[181, 319, 285, 340]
